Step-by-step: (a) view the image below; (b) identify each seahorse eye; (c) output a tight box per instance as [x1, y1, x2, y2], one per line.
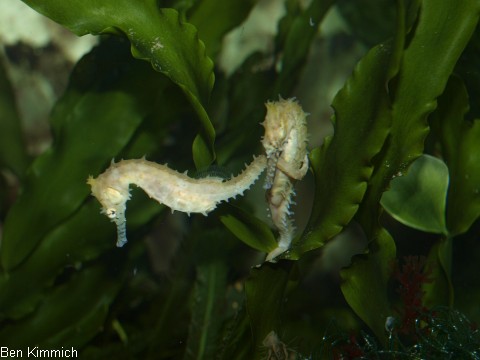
[106, 208, 117, 219]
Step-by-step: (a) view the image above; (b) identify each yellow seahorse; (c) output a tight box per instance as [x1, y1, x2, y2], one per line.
[261, 98, 309, 261]
[87, 156, 266, 247]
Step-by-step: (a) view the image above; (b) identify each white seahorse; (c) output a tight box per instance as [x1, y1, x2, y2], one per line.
[261, 98, 309, 261]
[87, 155, 266, 247]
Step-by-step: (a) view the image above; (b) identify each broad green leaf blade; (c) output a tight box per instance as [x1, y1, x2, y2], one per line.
[0, 58, 29, 179]
[245, 262, 293, 360]
[220, 206, 277, 253]
[188, 0, 256, 59]
[214, 62, 273, 166]
[146, 262, 193, 358]
[455, 28, 480, 118]
[0, 264, 121, 348]
[290, 0, 408, 259]
[184, 261, 227, 360]
[0, 191, 162, 319]
[0, 201, 112, 319]
[193, 132, 214, 170]
[190, 99, 216, 169]
[338, 0, 396, 45]
[21, 0, 216, 164]
[380, 154, 449, 234]
[350, 11, 480, 339]
[337, 0, 421, 47]
[435, 76, 480, 236]
[22, 0, 213, 105]
[273, 0, 335, 94]
[368, 0, 480, 208]
[423, 237, 453, 308]
[346, 4, 478, 338]
[340, 228, 396, 342]
[289, 43, 392, 257]
[340, 2, 406, 341]
[1, 40, 165, 270]
[347, 0, 405, 235]
[216, 308, 252, 360]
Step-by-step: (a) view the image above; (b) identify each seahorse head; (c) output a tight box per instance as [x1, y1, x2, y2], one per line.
[87, 175, 130, 246]
[88, 175, 127, 213]
[261, 98, 299, 158]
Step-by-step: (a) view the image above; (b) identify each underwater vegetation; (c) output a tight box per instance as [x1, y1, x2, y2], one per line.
[1, 0, 480, 358]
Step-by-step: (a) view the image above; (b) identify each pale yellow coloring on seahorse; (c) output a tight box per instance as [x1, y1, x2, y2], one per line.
[87, 155, 266, 247]
[261, 98, 309, 261]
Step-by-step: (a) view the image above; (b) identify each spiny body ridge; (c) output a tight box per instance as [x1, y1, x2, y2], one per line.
[261, 98, 309, 261]
[88, 155, 266, 247]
